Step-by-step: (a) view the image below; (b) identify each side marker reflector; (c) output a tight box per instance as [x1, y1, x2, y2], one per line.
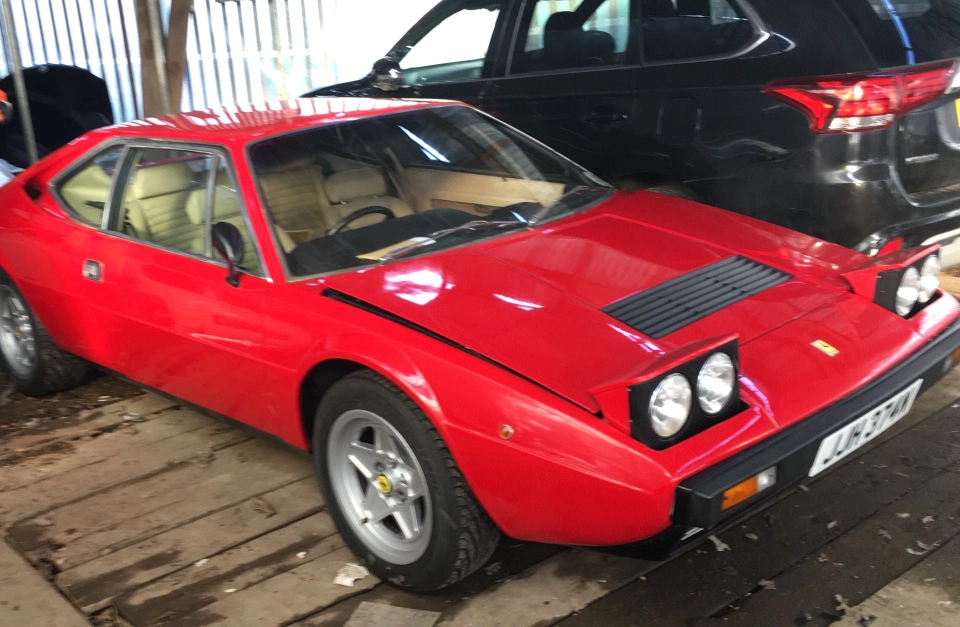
[721, 466, 777, 511]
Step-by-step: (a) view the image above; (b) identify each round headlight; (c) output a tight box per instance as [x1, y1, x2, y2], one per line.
[918, 255, 940, 304]
[896, 266, 920, 316]
[697, 353, 736, 415]
[649, 374, 692, 438]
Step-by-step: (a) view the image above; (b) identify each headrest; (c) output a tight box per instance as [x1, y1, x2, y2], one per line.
[324, 169, 387, 204]
[128, 162, 195, 200]
[583, 30, 616, 63]
[186, 186, 242, 225]
[544, 11, 579, 33]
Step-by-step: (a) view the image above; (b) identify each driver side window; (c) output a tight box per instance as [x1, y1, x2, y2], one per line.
[398, 0, 503, 86]
[111, 147, 263, 275]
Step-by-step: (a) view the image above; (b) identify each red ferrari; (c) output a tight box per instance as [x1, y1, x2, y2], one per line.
[1, 98, 958, 591]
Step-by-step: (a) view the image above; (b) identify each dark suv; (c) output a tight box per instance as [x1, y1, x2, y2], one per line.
[308, 0, 960, 261]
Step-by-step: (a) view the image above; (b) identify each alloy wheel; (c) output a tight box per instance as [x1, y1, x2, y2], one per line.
[327, 409, 432, 565]
[0, 286, 36, 376]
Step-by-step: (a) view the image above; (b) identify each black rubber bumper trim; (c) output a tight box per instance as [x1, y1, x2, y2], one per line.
[603, 317, 960, 561]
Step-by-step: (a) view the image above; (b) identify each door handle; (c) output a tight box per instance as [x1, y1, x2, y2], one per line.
[82, 259, 103, 282]
[583, 111, 629, 124]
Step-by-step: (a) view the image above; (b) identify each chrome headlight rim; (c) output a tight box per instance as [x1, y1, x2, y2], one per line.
[697, 352, 737, 416]
[895, 266, 920, 317]
[628, 341, 742, 451]
[918, 254, 941, 304]
[648, 373, 693, 439]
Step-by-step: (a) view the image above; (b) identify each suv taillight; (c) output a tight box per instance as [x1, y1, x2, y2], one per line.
[764, 60, 957, 133]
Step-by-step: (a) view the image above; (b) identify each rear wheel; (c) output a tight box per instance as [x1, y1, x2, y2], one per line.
[313, 370, 500, 591]
[0, 278, 87, 396]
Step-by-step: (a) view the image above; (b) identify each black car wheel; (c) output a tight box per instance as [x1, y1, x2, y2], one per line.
[0, 276, 87, 396]
[313, 369, 500, 591]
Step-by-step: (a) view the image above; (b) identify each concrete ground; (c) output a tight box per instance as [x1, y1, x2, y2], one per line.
[3, 275, 960, 626]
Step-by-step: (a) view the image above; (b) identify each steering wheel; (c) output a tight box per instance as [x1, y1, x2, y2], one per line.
[328, 206, 396, 235]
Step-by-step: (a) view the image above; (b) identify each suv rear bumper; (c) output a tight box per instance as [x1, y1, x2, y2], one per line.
[607, 317, 960, 560]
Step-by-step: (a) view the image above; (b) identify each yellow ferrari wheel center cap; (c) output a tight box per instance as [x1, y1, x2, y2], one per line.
[375, 475, 392, 494]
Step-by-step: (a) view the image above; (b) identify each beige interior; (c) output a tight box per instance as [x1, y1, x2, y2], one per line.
[257, 156, 566, 254]
[399, 168, 564, 215]
[121, 161, 203, 255]
[184, 169, 263, 274]
[59, 161, 115, 225]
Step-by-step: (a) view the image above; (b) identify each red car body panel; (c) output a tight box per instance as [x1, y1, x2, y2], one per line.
[1, 99, 958, 546]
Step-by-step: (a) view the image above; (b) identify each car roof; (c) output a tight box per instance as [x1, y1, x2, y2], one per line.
[87, 98, 456, 145]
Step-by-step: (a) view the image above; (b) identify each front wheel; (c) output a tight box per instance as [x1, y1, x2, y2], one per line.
[0, 277, 87, 396]
[313, 370, 500, 591]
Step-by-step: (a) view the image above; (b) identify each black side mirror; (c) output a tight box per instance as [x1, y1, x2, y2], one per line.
[211, 221, 245, 288]
[370, 57, 402, 92]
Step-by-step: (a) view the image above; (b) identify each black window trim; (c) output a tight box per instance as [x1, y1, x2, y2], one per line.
[501, 0, 771, 79]
[384, 0, 517, 88]
[53, 138, 271, 281]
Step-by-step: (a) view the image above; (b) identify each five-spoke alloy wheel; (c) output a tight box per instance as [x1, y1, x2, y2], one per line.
[313, 370, 500, 591]
[0, 285, 37, 377]
[0, 277, 87, 396]
[327, 409, 432, 565]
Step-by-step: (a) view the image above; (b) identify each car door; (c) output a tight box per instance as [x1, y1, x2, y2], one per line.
[479, 0, 641, 175]
[91, 143, 274, 431]
[378, 0, 517, 104]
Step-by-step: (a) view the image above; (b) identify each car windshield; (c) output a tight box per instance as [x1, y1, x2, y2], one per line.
[249, 104, 610, 278]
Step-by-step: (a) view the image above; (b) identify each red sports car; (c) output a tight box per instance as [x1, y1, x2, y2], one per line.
[1, 98, 958, 591]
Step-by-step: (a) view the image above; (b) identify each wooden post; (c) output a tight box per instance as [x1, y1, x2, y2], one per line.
[165, 0, 192, 113]
[136, 0, 164, 117]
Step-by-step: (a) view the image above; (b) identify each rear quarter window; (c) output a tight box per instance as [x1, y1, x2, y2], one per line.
[56, 145, 124, 226]
[834, 0, 960, 67]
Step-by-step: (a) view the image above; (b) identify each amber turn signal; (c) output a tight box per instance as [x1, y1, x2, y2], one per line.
[721, 467, 777, 511]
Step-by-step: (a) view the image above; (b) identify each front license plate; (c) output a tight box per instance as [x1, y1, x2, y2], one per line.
[808, 379, 923, 477]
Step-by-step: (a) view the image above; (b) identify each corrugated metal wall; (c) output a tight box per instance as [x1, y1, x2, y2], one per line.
[0, 0, 437, 122]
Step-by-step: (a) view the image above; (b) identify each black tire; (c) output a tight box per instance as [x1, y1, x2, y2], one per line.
[313, 369, 500, 591]
[0, 276, 87, 396]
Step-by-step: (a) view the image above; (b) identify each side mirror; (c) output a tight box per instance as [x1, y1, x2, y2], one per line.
[211, 221, 245, 288]
[370, 57, 402, 92]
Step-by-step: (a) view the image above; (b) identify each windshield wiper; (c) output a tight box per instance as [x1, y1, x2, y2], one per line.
[379, 220, 526, 262]
[529, 185, 610, 226]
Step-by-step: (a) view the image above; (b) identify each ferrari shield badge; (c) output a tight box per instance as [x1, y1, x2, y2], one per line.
[811, 339, 839, 357]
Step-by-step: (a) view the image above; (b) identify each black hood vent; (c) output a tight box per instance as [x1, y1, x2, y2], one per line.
[603, 256, 792, 338]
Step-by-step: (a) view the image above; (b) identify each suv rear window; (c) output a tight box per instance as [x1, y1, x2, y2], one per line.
[834, 0, 960, 67]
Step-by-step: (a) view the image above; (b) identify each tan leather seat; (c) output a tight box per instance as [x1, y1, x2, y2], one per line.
[59, 162, 113, 224]
[258, 160, 330, 235]
[185, 172, 264, 274]
[122, 162, 202, 255]
[322, 168, 413, 230]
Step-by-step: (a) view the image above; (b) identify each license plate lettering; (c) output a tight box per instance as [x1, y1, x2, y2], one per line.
[809, 379, 923, 477]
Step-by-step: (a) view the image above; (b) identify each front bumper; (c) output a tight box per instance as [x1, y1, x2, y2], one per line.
[610, 318, 960, 560]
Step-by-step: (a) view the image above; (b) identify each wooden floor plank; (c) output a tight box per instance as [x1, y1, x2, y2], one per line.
[0, 392, 174, 460]
[168, 545, 377, 626]
[698, 467, 960, 626]
[835, 533, 960, 627]
[560, 397, 960, 626]
[14, 438, 313, 570]
[0, 408, 214, 495]
[119, 512, 343, 626]
[294, 542, 564, 626]
[0, 419, 249, 524]
[58, 477, 322, 609]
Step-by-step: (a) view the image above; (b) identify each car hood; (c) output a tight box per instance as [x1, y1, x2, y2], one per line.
[321, 194, 863, 412]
